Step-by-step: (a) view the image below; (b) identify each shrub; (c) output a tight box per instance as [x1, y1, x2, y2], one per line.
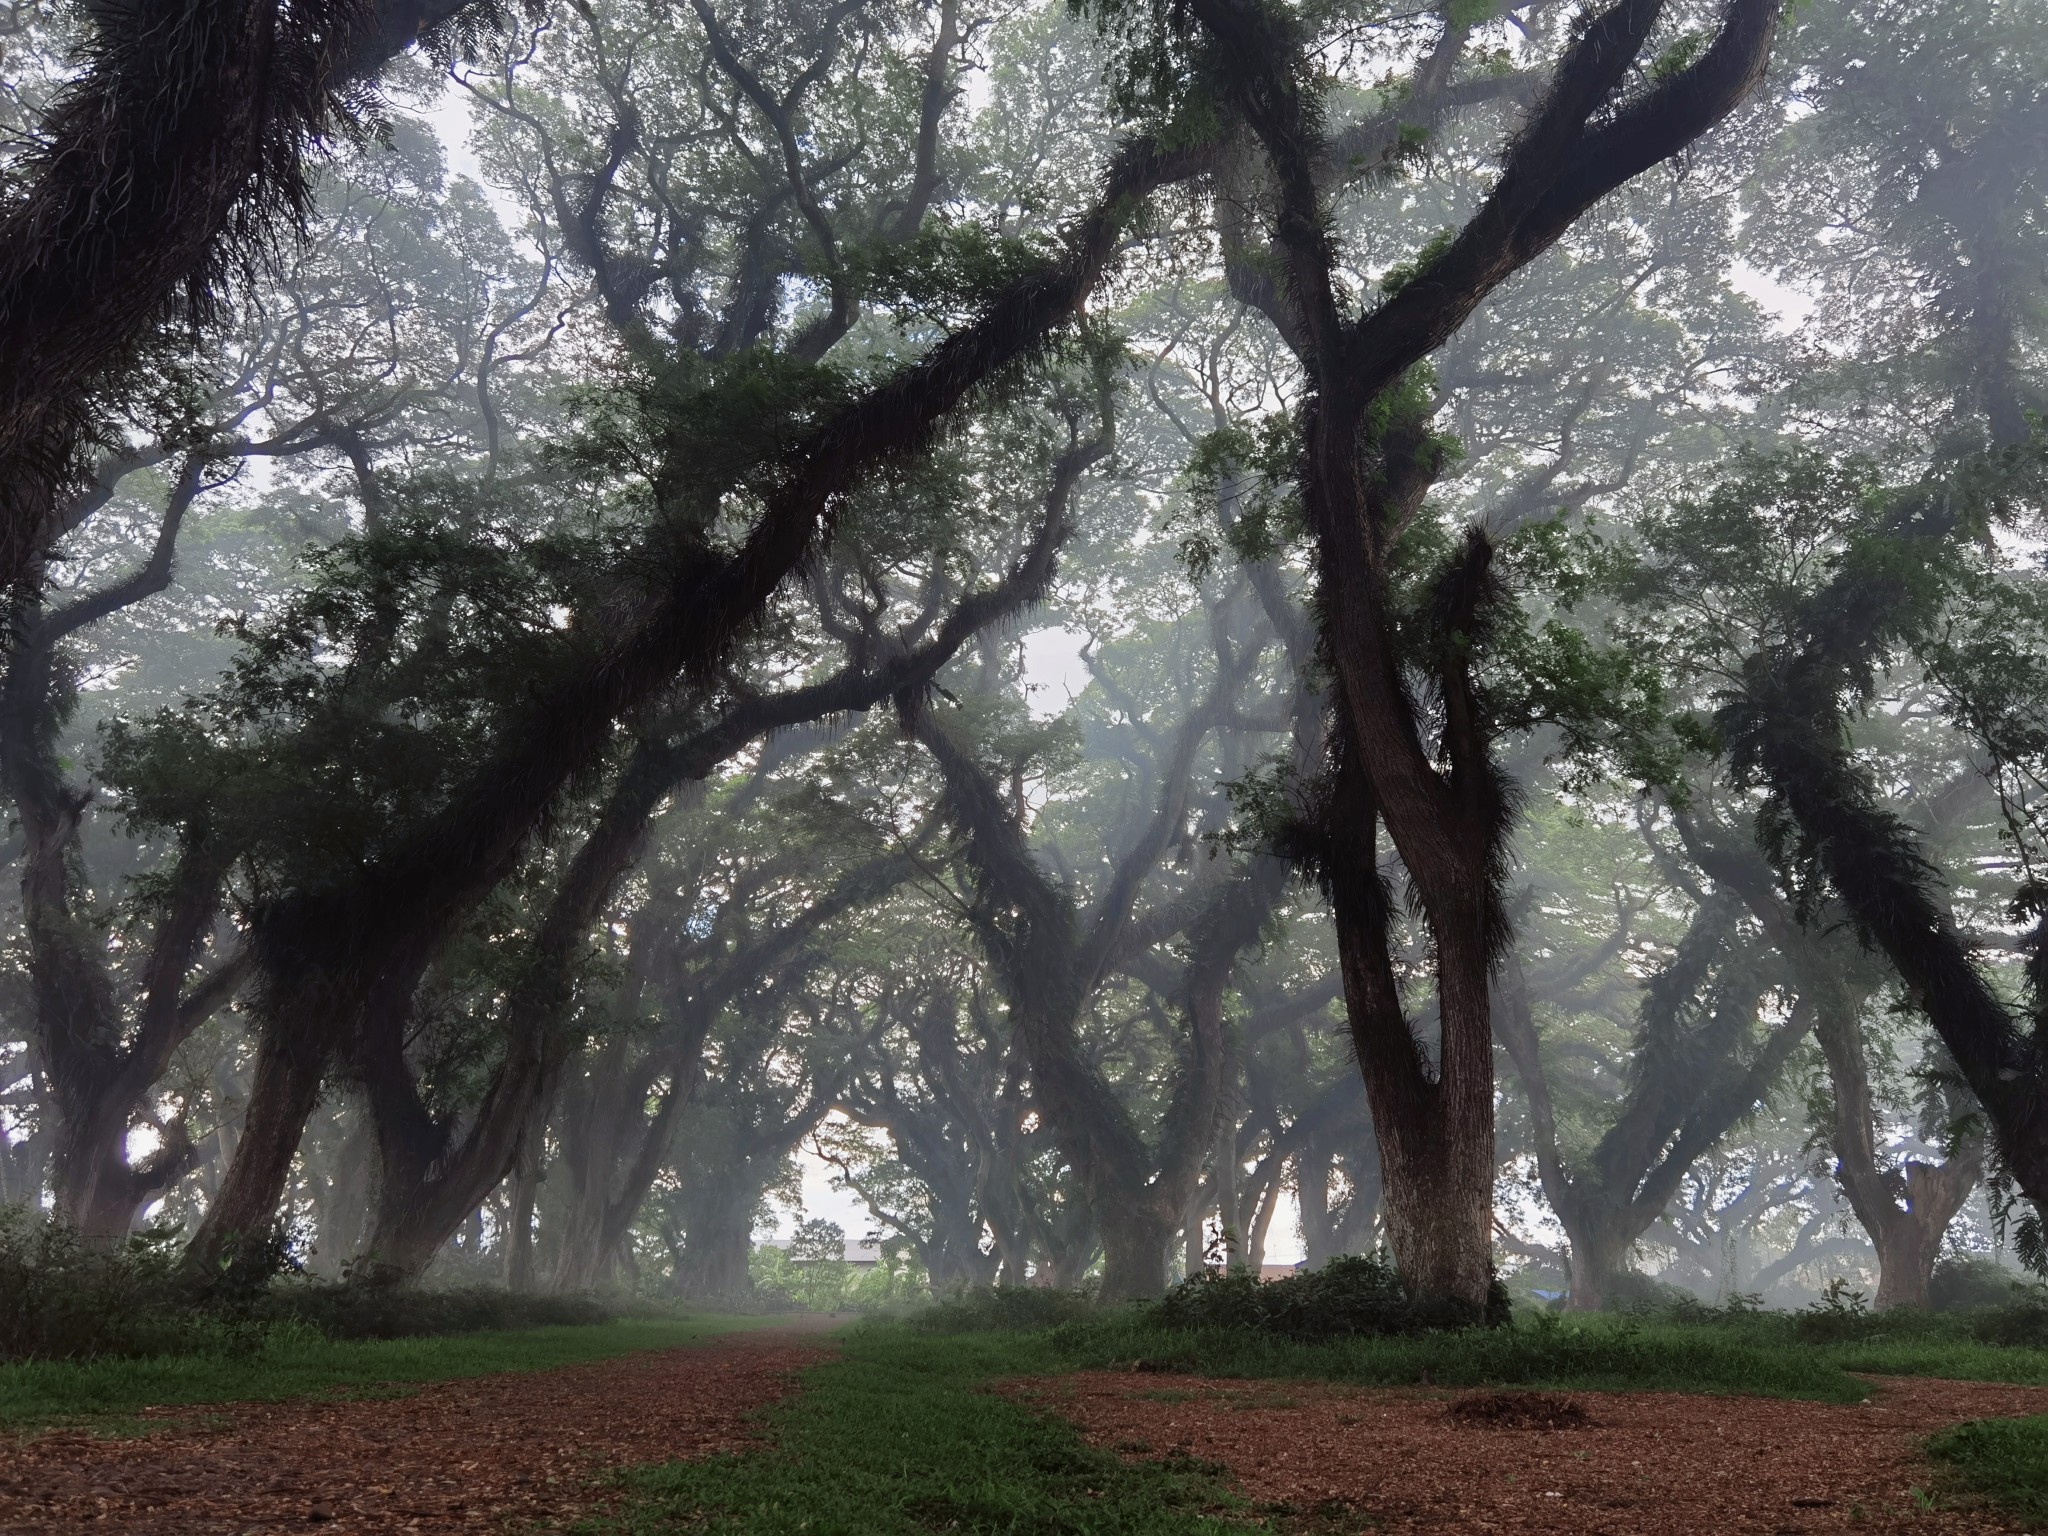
[1793, 1278, 1886, 1343]
[1931, 1256, 2032, 1312]
[0, 1206, 217, 1360]
[1148, 1254, 1511, 1340]
[914, 1286, 1102, 1334]
[1662, 1289, 1766, 1326]
[245, 1283, 612, 1340]
[1971, 1291, 2048, 1348]
[0, 1203, 619, 1360]
[1603, 1269, 1698, 1314]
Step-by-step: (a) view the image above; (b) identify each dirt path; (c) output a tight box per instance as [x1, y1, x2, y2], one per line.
[1015, 1370, 2048, 1534]
[0, 1325, 835, 1535]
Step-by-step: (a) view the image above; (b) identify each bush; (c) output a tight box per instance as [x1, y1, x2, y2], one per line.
[244, 1283, 612, 1340]
[1148, 1254, 1512, 1340]
[1661, 1289, 1767, 1326]
[0, 1206, 206, 1360]
[1931, 1256, 2032, 1313]
[0, 1204, 619, 1361]
[1794, 1278, 1885, 1343]
[1603, 1269, 1699, 1314]
[1971, 1292, 2048, 1348]
[914, 1286, 1103, 1334]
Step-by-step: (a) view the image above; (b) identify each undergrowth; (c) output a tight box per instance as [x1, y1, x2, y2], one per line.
[905, 1280, 2048, 1402]
[0, 1204, 613, 1362]
[1149, 1253, 1512, 1339]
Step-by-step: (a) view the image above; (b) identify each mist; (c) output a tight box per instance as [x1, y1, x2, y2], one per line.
[3, 0, 2046, 1336]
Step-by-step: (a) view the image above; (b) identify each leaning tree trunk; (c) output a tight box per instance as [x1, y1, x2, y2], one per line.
[506, 1111, 545, 1292]
[185, 1026, 329, 1276]
[51, 1093, 149, 1241]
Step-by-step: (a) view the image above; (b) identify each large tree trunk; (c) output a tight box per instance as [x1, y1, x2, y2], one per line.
[1331, 814, 1496, 1312]
[1098, 1205, 1176, 1300]
[669, 1179, 760, 1299]
[1557, 1211, 1633, 1313]
[185, 1026, 329, 1276]
[1370, 1094, 1495, 1310]
[311, 1106, 376, 1274]
[1815, 1000, 1981, 1311]
[51, 1094, 151, 1241]
[1187, 0, 1781, 1320]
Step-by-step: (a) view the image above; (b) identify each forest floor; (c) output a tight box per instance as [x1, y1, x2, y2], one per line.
[1015, 1367, 2048, 1534]
[0, 1319, 838, 1534]
[6, 1316, 2048, 1534]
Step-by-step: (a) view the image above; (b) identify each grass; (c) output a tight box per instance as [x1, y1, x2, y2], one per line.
[1033, 1311, 1887, 1401]
[589, 1306, 2048, 1535]
[0, 1314, 775, 1433]
[9, 1286, 2048, 1532]
[1927, 1413, 2048, 1523]
[590, 1326, 1250, 1536]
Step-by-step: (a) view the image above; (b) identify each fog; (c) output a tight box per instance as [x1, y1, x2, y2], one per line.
[3, 0, 2046, 1319]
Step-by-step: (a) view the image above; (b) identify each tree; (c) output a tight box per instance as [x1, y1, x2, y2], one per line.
[1122, 0, 1780, 1308]
[0, 0, 500, 591]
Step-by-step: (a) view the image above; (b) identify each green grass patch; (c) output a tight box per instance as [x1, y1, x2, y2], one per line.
[1001, 1302, 2048, 1402]
[477, 1306, 2048, 1535]
[1027, 1312, 1876, 1401]
[1, 1314, 773, 1433]
[1927, 1413, 2048, 1523]
[591, 1326, 1250, 1535]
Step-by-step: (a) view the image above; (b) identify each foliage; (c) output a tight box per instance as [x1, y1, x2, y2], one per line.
[1793, 1277, 1882, 1343]
[1148, 1253, 1511, 1339]
[914, 1287, 1107, 1334]
[748, 1225, 929, 1315]
[0, 1206, 217, 1361]
[248, 1283, 613, 1342]
[0, 1205, 613, 1364]
[1930, 1257, 2029, 1313]
[1969, 1291, 2048, 1350]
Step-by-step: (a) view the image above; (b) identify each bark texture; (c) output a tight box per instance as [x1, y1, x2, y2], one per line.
[0, 0, 492, 591]
[1186, 0, 1780, 1307]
